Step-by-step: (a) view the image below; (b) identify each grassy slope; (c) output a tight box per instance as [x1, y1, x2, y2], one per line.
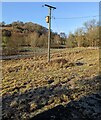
[2, 47, 100, 119]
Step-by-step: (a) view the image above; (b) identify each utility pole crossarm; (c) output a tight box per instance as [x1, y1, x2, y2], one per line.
[45, 4, 56, 9]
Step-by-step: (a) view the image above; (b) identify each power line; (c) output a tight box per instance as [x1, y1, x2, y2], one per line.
[53, 19, 61, 33]
[52, 13, 61, 33]
[53, 15, 100, 20]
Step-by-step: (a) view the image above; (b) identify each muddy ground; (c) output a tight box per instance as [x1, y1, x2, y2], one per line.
[2, 47, 101, 120]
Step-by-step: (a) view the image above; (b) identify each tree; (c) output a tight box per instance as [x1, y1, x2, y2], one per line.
[38, 34, 47, 47]
[12, 21, 18, 28]
[2, 30, 12, 37]
[74, 28, 84, 47]
[24, 22, 34, 32]
[29, 32, 39, 47]
[2, 35, 20, 55]
[83, 19, 99, 47]
[66, 32, 77, 48]
[83, 19, 97, 31]
[87, 26, 99, 47]
[60, 32, 66, 45]
[53, 34, 61, 46]
[1, 21, 5, 27]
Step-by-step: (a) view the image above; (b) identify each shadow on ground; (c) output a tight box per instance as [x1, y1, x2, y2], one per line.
[2, 75, 101, 120]
[31, 91, 101, 120]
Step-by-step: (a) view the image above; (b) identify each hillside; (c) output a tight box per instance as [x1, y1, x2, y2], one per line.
[1, 21, 66, 56]
[2, 22, 48, 33]
[2, 47, 100, 120]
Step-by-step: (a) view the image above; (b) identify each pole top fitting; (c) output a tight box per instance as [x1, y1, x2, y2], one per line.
[44, 4, 56, 9]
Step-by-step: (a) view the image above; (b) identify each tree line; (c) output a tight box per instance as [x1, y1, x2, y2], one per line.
[0, 19, 99, 55]
[67, 19, 99, 48]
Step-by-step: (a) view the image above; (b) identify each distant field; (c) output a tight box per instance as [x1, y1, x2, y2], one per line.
[2, 47, 100, 119]
[1, 47, 66, 60]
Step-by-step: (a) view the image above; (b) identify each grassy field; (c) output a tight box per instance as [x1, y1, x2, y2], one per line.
[2, 47, 100, 119]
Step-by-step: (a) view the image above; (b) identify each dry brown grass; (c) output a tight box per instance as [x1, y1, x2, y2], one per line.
[2, 47, 100, 119]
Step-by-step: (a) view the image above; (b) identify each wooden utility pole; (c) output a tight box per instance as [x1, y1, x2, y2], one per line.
[44, 4, 56, 62]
